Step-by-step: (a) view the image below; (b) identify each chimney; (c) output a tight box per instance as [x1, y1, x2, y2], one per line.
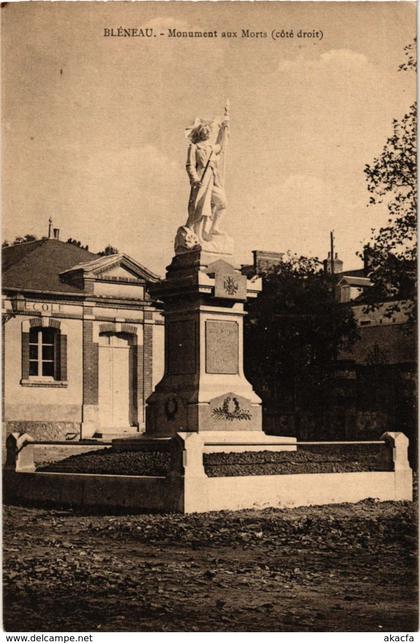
[323, 251, 343, 274]
[53, 228, 60, 240]
[252, 250, 284, 275]
[48, 217, 53, 238]
[363, 246, 373, 276]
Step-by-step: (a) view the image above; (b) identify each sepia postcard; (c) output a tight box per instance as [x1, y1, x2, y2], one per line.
[1, 1, 417, 637]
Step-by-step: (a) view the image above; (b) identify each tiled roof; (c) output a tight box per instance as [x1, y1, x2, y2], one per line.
[2, 239, 44, 272]
[337, 268, 366, 278]
[338, 276, 372, 287]
[2, 239, 100, 294]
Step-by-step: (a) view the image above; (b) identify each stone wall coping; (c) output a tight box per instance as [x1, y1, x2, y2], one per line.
[32, 440, 113, 446]
[297, 440, 386, 446]
[20, 471, 167, 480]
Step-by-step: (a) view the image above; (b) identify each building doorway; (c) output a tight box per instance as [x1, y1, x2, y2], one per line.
[98, 332, 136, 432]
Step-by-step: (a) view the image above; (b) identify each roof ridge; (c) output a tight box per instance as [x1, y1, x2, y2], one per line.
[60, 252, 161, 282]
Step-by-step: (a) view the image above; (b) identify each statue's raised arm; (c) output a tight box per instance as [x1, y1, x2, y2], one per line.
[175, 101, 234, 256]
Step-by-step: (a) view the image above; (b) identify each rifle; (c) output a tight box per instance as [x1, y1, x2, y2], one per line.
[198, 150, 214, 186]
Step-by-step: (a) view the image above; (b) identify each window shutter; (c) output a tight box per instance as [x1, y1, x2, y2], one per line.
[21, 332, 30, 379]
[59, 333, 67, 381]
[53, 331, 60, 380]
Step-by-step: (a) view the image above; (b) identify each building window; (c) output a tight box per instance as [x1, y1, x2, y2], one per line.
[21, 320, 68, 387]
[29, 327, 59, 378]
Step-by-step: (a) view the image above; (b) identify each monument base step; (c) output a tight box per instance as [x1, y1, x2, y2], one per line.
[200, 431, 297, 453]
[112, 431, 297, 454]
[112, 434, 173, 451]
[93, 427, 141, 440]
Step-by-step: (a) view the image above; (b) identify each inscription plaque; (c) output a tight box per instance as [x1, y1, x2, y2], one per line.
[167, 320, 196, 375]
[206, 320, 239, 374]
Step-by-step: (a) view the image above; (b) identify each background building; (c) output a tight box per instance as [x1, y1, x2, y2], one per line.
[2, 233, 164, 441]
[242, 249, 416, 462]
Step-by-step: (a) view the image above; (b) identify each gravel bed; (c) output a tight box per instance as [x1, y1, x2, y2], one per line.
[36, 445, 392, 477]
[37, 448, 171, 476]
[204, 447, 392, 476]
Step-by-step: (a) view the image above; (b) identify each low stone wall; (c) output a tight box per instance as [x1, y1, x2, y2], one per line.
[2, 424, 81, 465]
[3, 470, 181, 513]
[5, 421, 81, 442]
[180, 432, 412, 513]
[186, 471, 413, 513]
[3, 431, 413, 514]
[3, 433, 182, 512]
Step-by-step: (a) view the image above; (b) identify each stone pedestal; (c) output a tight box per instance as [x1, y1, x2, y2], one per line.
[145, 250, 263, 437]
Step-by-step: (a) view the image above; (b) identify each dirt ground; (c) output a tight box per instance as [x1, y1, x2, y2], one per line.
[3, 500, 418, 632]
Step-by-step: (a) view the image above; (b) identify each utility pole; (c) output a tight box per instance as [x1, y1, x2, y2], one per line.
[330, 230, 335, 277]
[330, 230, 337, 364]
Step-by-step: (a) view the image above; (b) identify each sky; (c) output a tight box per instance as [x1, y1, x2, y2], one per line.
[2, 1, 416, 275]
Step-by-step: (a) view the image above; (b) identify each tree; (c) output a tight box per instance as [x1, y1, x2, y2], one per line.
[98, 245, 119, 256]
[244, 253, 359, 422]
[363, 39, 416, 319]
[2, 234, 38, 247]
[66, 238, 89, 251]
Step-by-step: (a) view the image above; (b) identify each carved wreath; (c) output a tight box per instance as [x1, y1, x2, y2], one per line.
[165, 396, 178, 421]
[212, 396, 251, 422]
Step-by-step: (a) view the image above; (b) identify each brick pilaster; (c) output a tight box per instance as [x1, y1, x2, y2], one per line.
[21, 332, 30, 380]
[143, 322, 153, 404]
[136, 334, 145, 426]
[2, 320, 6, 421]
[82, 321, 98, 405]
[60, 334, 68, 381]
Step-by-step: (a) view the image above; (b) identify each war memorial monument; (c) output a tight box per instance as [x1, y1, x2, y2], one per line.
[121, 101, 296, 452]
[5, 103, 412, 514]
